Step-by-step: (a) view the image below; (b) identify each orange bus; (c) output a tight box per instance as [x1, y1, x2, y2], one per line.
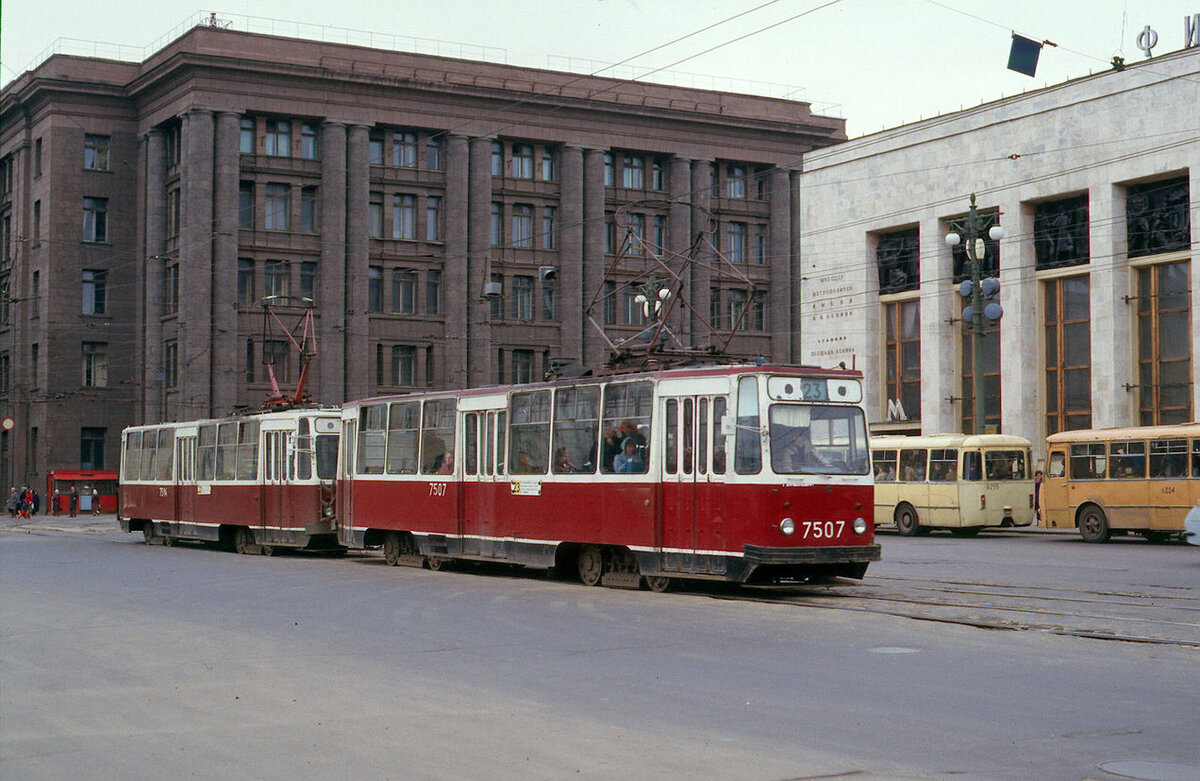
[1041, 423, 1200, 543]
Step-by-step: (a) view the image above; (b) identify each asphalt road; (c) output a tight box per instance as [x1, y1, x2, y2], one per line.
[2, 518, 1198, 780]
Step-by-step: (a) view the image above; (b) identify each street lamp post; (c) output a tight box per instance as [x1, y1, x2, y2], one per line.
[945, 194, 1005, 435]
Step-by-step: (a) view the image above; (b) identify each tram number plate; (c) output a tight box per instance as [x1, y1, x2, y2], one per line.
[801, 520, 845, 539]
[429, 483, 447, 497]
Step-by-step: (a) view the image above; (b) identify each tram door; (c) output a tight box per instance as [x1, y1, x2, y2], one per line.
[261, 429, 291, 543]
[461, 409, 504, 558]
[338, 419, 357, 547]
[660, 396, 725, 574]
[174, 433, 197, 537]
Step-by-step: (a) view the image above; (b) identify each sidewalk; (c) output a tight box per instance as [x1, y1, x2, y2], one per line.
[0, 510, 121, 534]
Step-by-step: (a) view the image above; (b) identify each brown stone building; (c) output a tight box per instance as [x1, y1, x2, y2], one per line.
[0, 24, 845, 487]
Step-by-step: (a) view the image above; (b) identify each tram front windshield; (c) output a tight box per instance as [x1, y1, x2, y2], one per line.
[316, 434, 339, 480]
[769, 404, 870, 475]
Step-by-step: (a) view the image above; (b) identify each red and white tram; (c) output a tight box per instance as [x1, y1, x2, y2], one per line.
[119, 408, 341, 554]
[339, 364, 879, 589]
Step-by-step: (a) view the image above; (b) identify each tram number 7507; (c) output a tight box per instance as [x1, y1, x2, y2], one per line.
[801, 520, 845, 539]
[429, 483, 447, 497]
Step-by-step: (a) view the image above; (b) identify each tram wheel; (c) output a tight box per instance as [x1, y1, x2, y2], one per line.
[949, 526, 983, 538]
[261, 543, 276, 557]
[894, 504, 920, 536]
[426, 556, 446, 571]
[233, 526, 255, 555]
[577, 545, 605, 586]
[142, 523, 157, 545]
[643, 575, 672, 593]
[383, 532, 401, 566]
[1078, 505, 1111, 543]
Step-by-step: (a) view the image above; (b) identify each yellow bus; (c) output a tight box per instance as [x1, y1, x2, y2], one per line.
[871, 434, 1036, 537]
[1041, 423, 1200, 543]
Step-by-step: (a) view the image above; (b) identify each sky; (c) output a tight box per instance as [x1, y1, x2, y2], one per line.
[1, 0, 1197, 137]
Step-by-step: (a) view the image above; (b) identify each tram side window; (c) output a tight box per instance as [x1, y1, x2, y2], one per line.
[421, 399, 457, 474]
[123, 431, 142, 481]
[387, 401, 419, 474]
[899, 449, 926, 481]
[139, 429, 157, 480]
[510, 390, 550, 474]
[216, 422, 239, 480]
[198, 424, 217, 481]
[600, 381, 652, 474]
[1069, 443, 1106, 479]
[552, 385, 599, 474]
[357, 404, 387, 475]
[712, 397, 728, 474]
[496, 411, 507, 476]
[296, 419, 312, 480]
[237, 421, 259, 480]
[316, 434, 338, 480]
[1109, 440, 1145, 478]
[155, 429, 175, 480]
[734, 376, 761, 474]
[464, 414, 479, 475]
[872, 449, 897, 481]
[1148, 438, 1188, 478]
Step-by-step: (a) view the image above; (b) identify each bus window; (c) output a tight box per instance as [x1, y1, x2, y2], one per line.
[1069, 443, 1105, 479]
[510, 390, 550, 474]
[1109, 440, 1145, 478]
[552, 385, 599, 474]
[1148, 438, 1187, 478]
[735, 376, 761, 475]
[872, 449, 897, 481]
[984, 450, 1027, 480]
[386, 402, 419, 474]
[899, 449, 927, 481]
[1193, 439, 1200, 478]
[929, 449, 958, 482]
[1048, 451, 1066, 478]
[963, 451, 982, 481]
[421, 399, 457, 475]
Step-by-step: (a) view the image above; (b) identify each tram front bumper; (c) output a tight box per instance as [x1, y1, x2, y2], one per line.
[743, 544, 881, 565]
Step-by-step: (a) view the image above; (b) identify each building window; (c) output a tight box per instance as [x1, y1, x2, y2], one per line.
[392, 194, 416, 240]
[393, 131, 417, 168]
[1034, 195, 1089, 269]
[238, 259, 255, 307]
[238, 182, 254, 229]
[83, 197, 108, 243]
[604, 218, 615, 254]
[652, 158, 665, 191]
[239, 117, 255, 154]
[245, 339, 255, 383]
[299, 262, 316, 302]
[542, 206, 556, 250]
[300, 186, 318, 233]
[1127, 177, 1190, 258]
[511, 144, 534, 179]
[622, 154, 644, 189]
[604, 152, 614, 186]
[628, 213, 645, 255]
[392, 268, 417, 314]
[265, 119, 291, 157]
[710, 288, 722, 329]
[82, 342, 108, 387]
[392, 345, 416, 386]
[426, 196, 442, 241]
[426, 135, 443, 170]
[491, 141, 504, 177]
[163, 264, 179, 314]
[426, 270, 441, 315]
[1137, 260, 1192, 424]
[884, 299, 921, 423]
[489, 273, 504, 319]
[727, 222, 746, 263]
[726, 165, 746, 198]
[369, 194, 383, 238]
[368, 132, 384, 166]
[32, 201, 41, 244]
[513, 275, 534, 321]
[961, 319, 1002, 434]
[368, 267, 383, 313]
[1043, 275, 1091, 434]
[264, 260, 289, 299]
[263, 340, 290, 384]
[264, 184, 290, 231]
[727, 289, 747, 329]
[30, 343, 38, 388]
[652, 216, 666, 257]
[541, 147, 556, 181]
[300, 123, 318, 159]
[624, 286, 645, 326]
[0, 352, 8, 395]
[754, 167, 770, 200]
[602, 281, 616, 325]
[948, 211, 1001, 282]
[84, 134, 110, 171]
[876, 227, 919, 294]
[34, 138, 42, 176]
[491, 202, 503, 246]
[512, 204, 533, 248]
[82, 270, 106, 315]
[542, 281, 556, 321]
[512, 350, 534, 384]
[755, 226, 767, 264]
[80, 428, 105, 470]
[164, 341, 178, 388]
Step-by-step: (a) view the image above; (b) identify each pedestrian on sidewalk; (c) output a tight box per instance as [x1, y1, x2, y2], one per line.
[68, 486, 78, 517]
[91, 486, 101, 515]
[52, 488, 60, 515]
[6, 487, 18, 517]
[31, 490, 40, 516]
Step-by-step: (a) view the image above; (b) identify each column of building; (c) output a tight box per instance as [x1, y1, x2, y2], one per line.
[668, 157, 692, 349]
[581, 148, 607, 371]
[919, 215, 958, 435]
[316, 120, 347, 404]
[211, 111, 240, 414]
[179, 109, 215, 419]
[140, 129, 166, 424]
[441, 133, 470, 389]
[1088, 185, 1134, 429]
[998, 197, 1040, 444]
[558, 146, 585, 368]
[767, 168, 793, 363]
[788, 170, 803, 363]
[343, 125, 371, 402]
[689, 160, 713, 348]
[466, 137, 494, 387]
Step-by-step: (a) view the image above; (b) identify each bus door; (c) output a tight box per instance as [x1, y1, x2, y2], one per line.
[1041, 447, 1069, 528]
[262, 429, 291, 544]
[660, 396, 724, 574]
[174, 434, 197, 536]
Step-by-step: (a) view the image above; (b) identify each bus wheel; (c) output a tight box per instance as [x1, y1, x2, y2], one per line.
[233, 526, 255, 555]
[383, 532, 401, 566]
[644, 575, 672, 593]
[894, 504, 920, 536]
[949, 526, 983, 538]
[1078, 505, 1111, 543]
[577, 545, 606, 586]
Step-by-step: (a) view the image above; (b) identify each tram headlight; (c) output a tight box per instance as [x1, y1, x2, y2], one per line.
[779, 518, 795, 536]
[853, 517, 868, 535]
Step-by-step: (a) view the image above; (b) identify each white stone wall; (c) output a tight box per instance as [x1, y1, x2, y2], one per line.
[799, 47, 1200, 457]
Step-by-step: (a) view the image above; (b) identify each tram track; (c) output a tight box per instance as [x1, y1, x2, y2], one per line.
[720, 575, 1200, 648]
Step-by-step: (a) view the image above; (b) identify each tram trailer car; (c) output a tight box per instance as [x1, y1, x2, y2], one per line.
[338, 364, 880, 589]
[119, 408, 341, 553]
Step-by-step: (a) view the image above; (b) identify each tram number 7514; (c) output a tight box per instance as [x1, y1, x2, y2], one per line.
[801, 520, 846, 539]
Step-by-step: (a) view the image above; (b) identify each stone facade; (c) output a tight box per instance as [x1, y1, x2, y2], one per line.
[0, 25, 844, 488]
[799, 47, 1199, 460]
